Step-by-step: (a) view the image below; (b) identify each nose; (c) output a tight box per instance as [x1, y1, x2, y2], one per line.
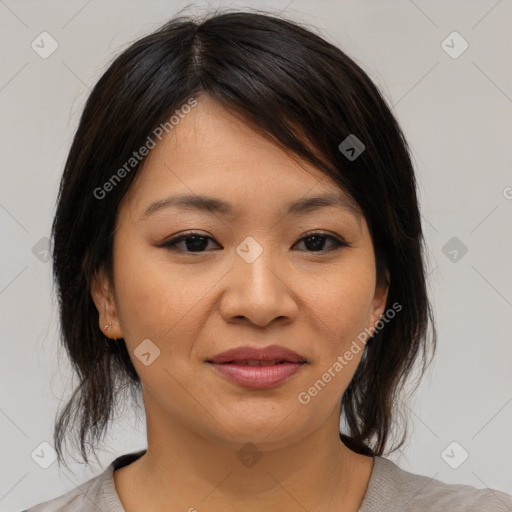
[218, 241, 299, 327]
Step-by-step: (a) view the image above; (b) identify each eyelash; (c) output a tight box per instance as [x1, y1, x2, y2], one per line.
[160, 230, 349, 254]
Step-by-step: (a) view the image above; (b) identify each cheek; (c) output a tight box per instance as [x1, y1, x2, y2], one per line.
[297, 271, 375, 406]
[111, 237, 226, 364]
[111, 237, 195, 344]
[312, 263, 376, 340]
[300, 262, 377, 399]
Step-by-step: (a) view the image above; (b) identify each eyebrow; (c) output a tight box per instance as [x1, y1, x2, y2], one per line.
[140, 192, 361, 220]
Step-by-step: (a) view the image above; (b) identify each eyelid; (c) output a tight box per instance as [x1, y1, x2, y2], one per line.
[301, 229, 348, 244]
[160, 230, 220, 250]
[295, 230, 349, 252]
[159, 230, 349, 253]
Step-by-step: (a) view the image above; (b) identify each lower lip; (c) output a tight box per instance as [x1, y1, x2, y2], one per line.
[207, 362, 304, 389]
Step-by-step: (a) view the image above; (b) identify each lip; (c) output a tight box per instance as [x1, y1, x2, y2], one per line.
[208, 345, 306, 364]
[206, 344, 307, 389]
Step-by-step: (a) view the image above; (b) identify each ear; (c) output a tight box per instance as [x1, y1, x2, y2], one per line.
[368, 270, 390, 331]
[90, 267, 124, 340]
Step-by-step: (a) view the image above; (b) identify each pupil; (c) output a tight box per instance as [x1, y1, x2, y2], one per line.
[187, 236, 208, 251]
[307, 235, 325, 251]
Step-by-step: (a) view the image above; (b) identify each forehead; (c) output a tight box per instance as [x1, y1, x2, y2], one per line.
[119, 95, 361, 220]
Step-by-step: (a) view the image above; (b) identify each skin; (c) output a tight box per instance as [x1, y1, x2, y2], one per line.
[91, 94, 389, 512]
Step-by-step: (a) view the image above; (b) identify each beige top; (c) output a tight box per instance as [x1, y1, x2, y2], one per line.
[21, 449, 512, 511]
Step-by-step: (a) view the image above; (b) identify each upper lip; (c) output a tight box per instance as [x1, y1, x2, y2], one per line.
[207, 344, 307, 364]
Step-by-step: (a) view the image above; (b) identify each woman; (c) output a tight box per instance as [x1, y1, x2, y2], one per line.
[22, 9, 512, 512]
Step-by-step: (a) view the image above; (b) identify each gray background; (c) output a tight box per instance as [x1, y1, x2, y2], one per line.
[1, 1, 511, 511]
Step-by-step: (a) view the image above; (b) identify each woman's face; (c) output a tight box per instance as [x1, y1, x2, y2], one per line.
[92, 94, 389, 448]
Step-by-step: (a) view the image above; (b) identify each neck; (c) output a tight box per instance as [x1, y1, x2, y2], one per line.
[114, 406, 374, 512]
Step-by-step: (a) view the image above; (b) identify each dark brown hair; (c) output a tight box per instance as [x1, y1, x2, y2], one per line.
[51, 8, 436, 469]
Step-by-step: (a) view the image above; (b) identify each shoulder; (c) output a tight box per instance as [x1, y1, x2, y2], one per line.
[19, 466, 113, 512]
[19, 450, 146, 512]
[360, 456, 512, 512]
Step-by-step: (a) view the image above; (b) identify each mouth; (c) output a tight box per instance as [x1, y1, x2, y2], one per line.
[206, 345, 307, 389]
[214, 359, 299, 366]
[207, 344, 307, 364]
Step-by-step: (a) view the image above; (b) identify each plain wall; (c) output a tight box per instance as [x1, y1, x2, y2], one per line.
[1, 1, 511, 511]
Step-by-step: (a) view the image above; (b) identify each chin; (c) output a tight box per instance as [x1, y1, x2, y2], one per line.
[211, 410, 307, 447]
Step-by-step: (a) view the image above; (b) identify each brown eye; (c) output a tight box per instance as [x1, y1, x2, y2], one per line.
[161, 233, 220, 253]
[160, 231, 348, 254]
[294, 233, 348, 253]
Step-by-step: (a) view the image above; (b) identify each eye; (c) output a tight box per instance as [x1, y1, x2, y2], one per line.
[160, 230, 348, 254]
[294, 232, 348, 253]
[160, 231, 220, 253]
